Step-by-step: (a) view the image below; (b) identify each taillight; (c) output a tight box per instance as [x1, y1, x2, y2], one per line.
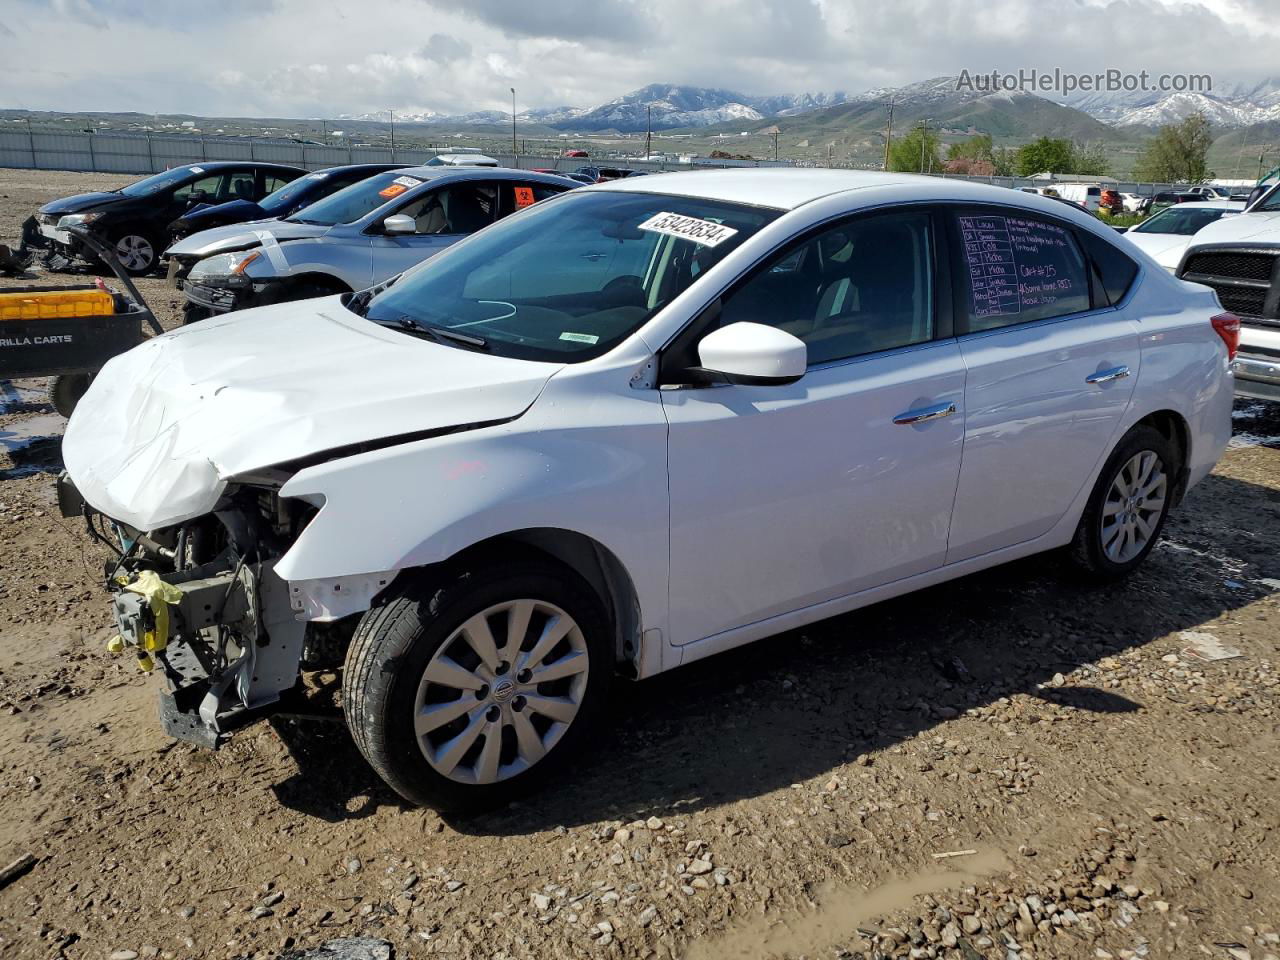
[1211, 311, 1241, 361]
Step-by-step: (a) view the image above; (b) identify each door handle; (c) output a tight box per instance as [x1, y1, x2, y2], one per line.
[893, 401, 956, 425]
[1085, 365, 1130, 385]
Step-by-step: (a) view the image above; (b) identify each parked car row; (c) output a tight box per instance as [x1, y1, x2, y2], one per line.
[44, 167, 1238, 811]
[169, 167, 577, 321]
[25, 161, 309, 276]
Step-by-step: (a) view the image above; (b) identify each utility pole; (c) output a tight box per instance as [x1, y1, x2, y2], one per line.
[919, 118, 933, 173]
[511, 88, 518, 160]
[645, 105, 651, 159]
[882, 95, 895, 170]
[773, 130, 779, 161]
[389, 109, 396, 154]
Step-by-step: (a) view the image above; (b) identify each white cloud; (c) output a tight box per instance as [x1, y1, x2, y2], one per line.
[0, 0, 1275, 117]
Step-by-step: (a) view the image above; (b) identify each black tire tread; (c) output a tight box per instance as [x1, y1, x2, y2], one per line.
[47, 373, 90, 418]
[342, 557, 611, 810]
[1068, 424, 1176, 580]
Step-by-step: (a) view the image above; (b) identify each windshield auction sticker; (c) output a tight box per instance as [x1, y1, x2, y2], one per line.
[638, 212, 738, 248]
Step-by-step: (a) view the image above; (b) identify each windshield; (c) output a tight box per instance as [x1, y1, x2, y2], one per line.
[359, 190, 780, 362]
[259, 172, 327, 214]
[288, 171, 427, 226]
[1133, 207, 1233, 236]
[1255, 186, 1280, 212]
[117, 166, 203, 197]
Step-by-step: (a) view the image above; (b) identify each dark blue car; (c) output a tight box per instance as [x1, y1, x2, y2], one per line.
[165, 163, 411, 248]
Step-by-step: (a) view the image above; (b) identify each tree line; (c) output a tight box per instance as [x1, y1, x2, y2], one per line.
[885, 112, 1214, 184]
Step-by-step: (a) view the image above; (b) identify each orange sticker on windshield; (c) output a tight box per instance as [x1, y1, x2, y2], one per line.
[378, 183, 408, 199]
[514, 186, 536, 208]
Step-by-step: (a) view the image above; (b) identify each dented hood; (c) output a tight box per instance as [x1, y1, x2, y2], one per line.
[63, 297, 562, 530]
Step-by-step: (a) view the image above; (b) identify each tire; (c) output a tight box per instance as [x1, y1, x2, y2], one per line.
[109, 228, 159, 276]
[1068, 424, 1176, 580]
[181, 301, 214, 324]
[48, 373, 91, 418]
[343, 555, 613, 811]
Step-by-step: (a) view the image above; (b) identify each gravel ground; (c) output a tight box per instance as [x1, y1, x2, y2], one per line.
[1, 168, 1279, 960]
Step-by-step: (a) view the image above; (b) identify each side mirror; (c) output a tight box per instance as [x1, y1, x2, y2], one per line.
[383, 214, 416, 235]
[693, 322, 806, 386]
[1245, 185, 1269, 211]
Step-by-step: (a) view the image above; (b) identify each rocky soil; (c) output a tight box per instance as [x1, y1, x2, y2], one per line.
[1, 169, 1278, 960]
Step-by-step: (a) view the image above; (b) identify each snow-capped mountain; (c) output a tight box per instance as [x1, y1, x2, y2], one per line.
[337, 75, 1280, 134]
[553, 84, 766, 132]
[1063, 78, 1280, 128]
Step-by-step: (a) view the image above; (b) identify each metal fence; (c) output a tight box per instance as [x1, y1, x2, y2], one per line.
[0, 129, 785, 175]
[0, 128, 1186, 195]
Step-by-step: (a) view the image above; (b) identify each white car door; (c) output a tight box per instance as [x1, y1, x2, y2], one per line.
[946, 208, 1141, 562]
[661, 210, 966, 646]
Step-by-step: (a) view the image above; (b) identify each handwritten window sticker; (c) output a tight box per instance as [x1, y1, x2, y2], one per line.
[392, 175, 423, 188]
[559, 332, 599, 344]
[514, 186, 536, 208]
[638, 212, 739, 248]
[959, 214, 1085, 321]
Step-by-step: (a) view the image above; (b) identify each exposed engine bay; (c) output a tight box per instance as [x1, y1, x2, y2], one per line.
[60, 476, 350, 747]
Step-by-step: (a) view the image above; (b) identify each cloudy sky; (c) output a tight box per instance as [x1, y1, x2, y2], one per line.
[1, 0, 1277, 117]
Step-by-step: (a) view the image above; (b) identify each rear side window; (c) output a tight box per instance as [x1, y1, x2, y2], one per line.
[957, 211, 1091, 332]
[1078, 230, 1140, 306]
[497, 182, 566, 217]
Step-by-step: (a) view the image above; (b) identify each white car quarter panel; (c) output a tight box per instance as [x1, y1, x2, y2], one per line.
[663, 340, 965, 645]
[1125, 299, 1233, 490]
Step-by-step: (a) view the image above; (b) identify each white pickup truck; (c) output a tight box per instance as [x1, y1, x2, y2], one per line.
[1178, 181, 1280, 402]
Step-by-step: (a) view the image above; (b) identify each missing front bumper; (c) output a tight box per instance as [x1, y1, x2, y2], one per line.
[110, 559, 306, 748]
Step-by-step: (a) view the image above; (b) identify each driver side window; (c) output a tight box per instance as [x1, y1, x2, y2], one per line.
[397, 184, 499, 235]
[718, 211, 935, 365]
[173, 174, 226, 203]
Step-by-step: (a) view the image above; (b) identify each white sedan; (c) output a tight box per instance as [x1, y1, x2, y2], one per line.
[1122, 200, 1244, 271]
[62, 169, 1235, 809]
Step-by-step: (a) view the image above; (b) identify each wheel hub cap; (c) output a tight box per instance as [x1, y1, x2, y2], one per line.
[413, 598, 590, 785]
[1100, 449, 1167, 564]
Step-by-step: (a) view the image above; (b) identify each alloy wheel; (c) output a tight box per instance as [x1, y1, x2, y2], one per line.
[1100, 450, 1167, 564]
[115, 234, 154, 272]
[413, 599, 590, 784]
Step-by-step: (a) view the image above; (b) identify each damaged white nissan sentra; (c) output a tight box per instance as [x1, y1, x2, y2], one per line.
[61, 169, 1236, 810]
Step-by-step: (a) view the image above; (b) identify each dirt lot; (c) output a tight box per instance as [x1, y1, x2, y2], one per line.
[1, 168, 1279, 960]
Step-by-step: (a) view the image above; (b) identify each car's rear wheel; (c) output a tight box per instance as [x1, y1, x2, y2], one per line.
[1069, 424, 1175, 579]
[111, 229, 159, 276]
[343, 555, 612, 810]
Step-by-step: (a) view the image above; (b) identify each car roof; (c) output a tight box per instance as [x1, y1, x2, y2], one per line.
[1157, 200, 1245, 210]
[313, 163, 412, 174]
[169, 161, 306, 173]
[593, 168, 1091, 212]
[385, 166, 575, 185]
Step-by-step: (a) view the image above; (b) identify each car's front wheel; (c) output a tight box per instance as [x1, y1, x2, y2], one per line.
[110, 228, 159, 276]
[1069, 424, 1176, 579]
[343, 555, 612, 810]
